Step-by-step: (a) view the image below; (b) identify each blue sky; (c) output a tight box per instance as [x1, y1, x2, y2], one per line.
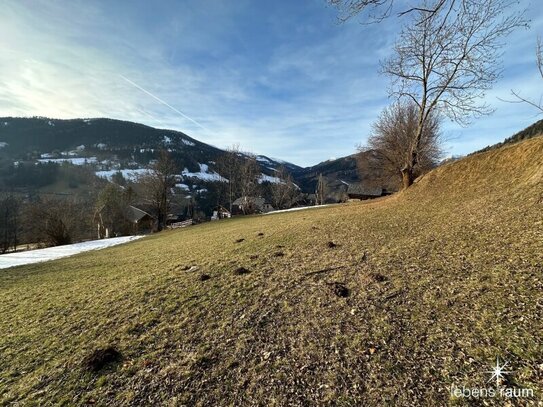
[1, 0, 542, 166]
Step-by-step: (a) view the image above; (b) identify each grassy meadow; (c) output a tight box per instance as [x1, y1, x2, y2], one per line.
[1, 137, 542, 406]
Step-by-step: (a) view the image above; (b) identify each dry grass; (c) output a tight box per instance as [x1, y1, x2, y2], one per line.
[0, 137, 542, 406]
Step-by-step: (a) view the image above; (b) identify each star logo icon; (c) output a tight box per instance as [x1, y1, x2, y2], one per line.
[486, 357, 512, 387]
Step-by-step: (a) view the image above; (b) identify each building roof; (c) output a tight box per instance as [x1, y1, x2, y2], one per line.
[232, 196, 266, 207]
[214, 205, 231, 213]
[124, 205, 154, 223]
[347, 184, 383, 197]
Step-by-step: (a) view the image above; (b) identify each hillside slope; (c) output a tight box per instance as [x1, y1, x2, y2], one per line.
[0, 136, 542, 406]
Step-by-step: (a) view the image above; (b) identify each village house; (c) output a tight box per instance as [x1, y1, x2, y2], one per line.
[346, 184, 391, 200]
[232, 196, 275, 215]
[124, 205, 155, 234]
[211, 205, 232, 220]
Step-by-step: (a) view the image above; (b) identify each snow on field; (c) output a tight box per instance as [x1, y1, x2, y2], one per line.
[265, 204, 332, 215]
[38, 157, 98, 165]
[96, 168, 152, 181]
[175, 183, 190, 190]
[259, 174, 282, 184]
[256, 156, 272, 164]
[182, 163, 227, 182]
[0, 236, 144, 270]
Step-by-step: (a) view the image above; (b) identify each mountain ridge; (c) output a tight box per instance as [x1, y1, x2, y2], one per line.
[0, 116, 359, 194]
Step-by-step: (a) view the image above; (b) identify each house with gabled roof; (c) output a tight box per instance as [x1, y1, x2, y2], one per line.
[347, 184, 390, 200]
[232, 196, 275, 215]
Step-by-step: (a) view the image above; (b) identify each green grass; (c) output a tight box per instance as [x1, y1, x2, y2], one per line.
[1, 137, 542, 406]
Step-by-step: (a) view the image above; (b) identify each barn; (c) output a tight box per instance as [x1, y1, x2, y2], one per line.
[347, 184, 389, 200]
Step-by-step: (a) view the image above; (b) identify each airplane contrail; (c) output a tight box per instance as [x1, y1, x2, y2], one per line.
[135, 108, 169, 129]
[119, 74, 211, 133]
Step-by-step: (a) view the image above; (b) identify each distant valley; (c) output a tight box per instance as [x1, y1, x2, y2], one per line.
[0, 117, 362, 203]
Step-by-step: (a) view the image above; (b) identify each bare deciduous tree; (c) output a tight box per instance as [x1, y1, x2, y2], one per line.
[25, 198, 90, 247]
[329, 0, 450, 23]
[239, 155, 261, 214]
[216, 144, 243, 212]
[359, 101, 442, 188]
[137, 150, 177, 231]
[94, 183, 133, 238]
[380, 0, 526, 188]
[0, 195, 20, 253]
[316, 173, 327, 205]
[270, 166, 298, 209]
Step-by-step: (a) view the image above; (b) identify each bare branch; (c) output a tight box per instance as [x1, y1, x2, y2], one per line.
[502, 37, 543, 114]
[379, 0, 526, 187]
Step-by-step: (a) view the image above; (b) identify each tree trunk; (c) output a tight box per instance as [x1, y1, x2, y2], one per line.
[401, 167, 414, 189]
[402, 110, 425, 189]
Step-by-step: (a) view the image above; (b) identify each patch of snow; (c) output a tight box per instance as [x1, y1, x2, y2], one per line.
[256, 156, 272, 164]
[38, 157, 97, 165]
[3, 122, 8, 126]
[258, 174, 282, 184]
[269, 156, 287, 164]
[95, 168, 152, 181]
[0, 142, 8, 148]
[47, 120, 55, 126]
[0, 236, 144, 270]
[340, 180, 350, 186]
[182, 163, 227, 182]
[76, 145, 85, 151]
[96, 143, 107, 149]
[40, 153, 55, 158]
[163, 135, 172, 144]
[175, 183, 190, 191]
[181, 139, 195, 146]
[440, 154, 464, 165]
[197, 188, 208, 193]
[264, 204, 332, 215]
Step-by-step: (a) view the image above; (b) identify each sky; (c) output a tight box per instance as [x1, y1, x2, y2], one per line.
[1, 0, 542, 167]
